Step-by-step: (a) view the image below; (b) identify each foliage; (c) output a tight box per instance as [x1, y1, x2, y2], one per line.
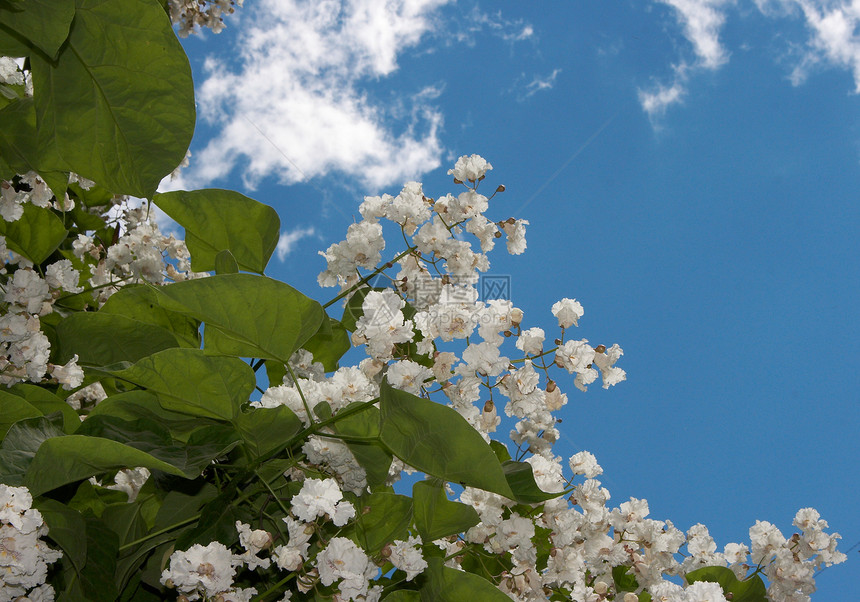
[0, 1, 845, 601]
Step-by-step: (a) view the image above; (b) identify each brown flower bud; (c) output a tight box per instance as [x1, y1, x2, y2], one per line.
[595, 344, 606, 354]
[496, 184, 505, 192]
[546, 380, 557, 392]
[483, 400, 494, 413]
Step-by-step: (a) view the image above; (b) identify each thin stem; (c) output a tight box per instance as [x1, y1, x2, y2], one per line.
[321, 246, 417, 309]
[285, 363, 315, 426]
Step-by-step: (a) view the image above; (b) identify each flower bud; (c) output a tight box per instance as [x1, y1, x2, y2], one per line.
[623, 594, 639, 602]
[483, 400, 494, 413]
[496, 184, 505, 192]
[546, 380, 557, 392]
[593, 581, 608, 595]
[595, 344, 606, 354]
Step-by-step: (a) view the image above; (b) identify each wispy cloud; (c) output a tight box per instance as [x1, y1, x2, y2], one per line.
[639, 1, 733, 119]
[789, 0, 860, 91]
[453, 5, 535, 45]
[185, 0, 452, 191]
[523, 69, 562, 98]
[276, 226, 317, 260]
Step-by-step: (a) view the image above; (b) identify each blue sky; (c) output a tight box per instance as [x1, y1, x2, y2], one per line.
[170, 0, 859, 595]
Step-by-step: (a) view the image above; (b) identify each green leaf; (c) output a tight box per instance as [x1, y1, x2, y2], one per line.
[75, 516, 120, 602]
[153, 189, 280, 274]
[379, 381, 514, 499]
[99, 285, 201, 349]
[489, 440, 511, 463]
[30, 0, 194, 197]
[413, 480, 480, 541]
[0, 415, 65, 485]
[232, 405, 302, 459]
[68, 479, 128, 517]
[501, 461, 563, 504]
[7, 383, 80, 433]
[87, 390, 219, 442]
[265, 359, 287, 387]
[214, 249, 239, 274]
[382, 592, 421, 601]
[0, 389, 42, 439]
[0, 97, 41, 178]
[420, 556, 511, 601]
[0, 0, 75, 58]
[175, 485, 245, 548]
[303, 317, 351, 372]
[110, 348, 255, 421]
[55, 312, 180, 366]
[0, 202, 67, 264]
[351, 491, 412, 555]
[152, 274, 324, 363]
[34, 497, 87, 572]
[25, 435, 192, 496]
[686, 566, 767, 602]
[330, 402, 392, 489]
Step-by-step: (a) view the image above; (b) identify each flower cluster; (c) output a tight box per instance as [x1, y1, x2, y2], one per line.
[0, 173, 201, 392]
[0, 484, 62, 601]
[167, 0, 244, 37]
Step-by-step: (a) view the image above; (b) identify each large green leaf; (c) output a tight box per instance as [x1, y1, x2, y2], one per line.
[87, 390, 219, 442]
[232, 405, 302, 459]
[57, 516, 119, 602]
[0, 97, 41, 178]
[55, 312, 180, 365]
[0, 389, 42, 439]
[110, 348, 254, 421]
[0, 0, 75, 58]
[8, 383, 80, 433]
[350, 491, 412, 555]
[330, 402, 392, 489]
[24, 435, 190, 496]
[686, 566, 767, 602]
[303, 316, 351, 372]
[152, 274, 324, 363]
[419, 556, 511, 601]
[0, 415, 65, 485]
[99, 285, 201, 349]
[33, 497, 87, 572]
[153, 189, 280, 274]
[413, 480, 479, 541]
[379, 381, 514, 499]
[0, 202, 67, 264]
[501, 460, 563, 504]
[29, 0, 194, 197]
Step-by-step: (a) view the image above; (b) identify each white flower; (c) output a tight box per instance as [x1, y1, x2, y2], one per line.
[516, 327, 545, 355]
[235, 521, 272, 570]
[500, 218, 528, 254]
[388, 535, 427, 581]
[160, 541, 239, 600]
[448, 154, 493, 182]
[551, 298, 584, 328]
[45, 260, 83, 293]
[106, 467, 150, 502]
[50, 355, 85, 390]
[291, 478, 355, 526]
[569, 451, 603, 478]
[316, 537, 377, 601]
[387, 360, 432, 394]
[5, 269, 50, 314]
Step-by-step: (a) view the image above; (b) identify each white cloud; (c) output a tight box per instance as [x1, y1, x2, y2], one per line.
[789, 0, 860, 91]
[454, 6, 535, 45]
[638, 76, 687, 117]
[639, 1, 733, 118]
[657, 0, 733, 69]
[186, 0, 452, 191]
[523, 69, 562, 98]
[276, 226, 317, 260]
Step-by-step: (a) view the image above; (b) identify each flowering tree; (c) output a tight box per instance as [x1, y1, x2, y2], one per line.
[0, 1, 846, 601]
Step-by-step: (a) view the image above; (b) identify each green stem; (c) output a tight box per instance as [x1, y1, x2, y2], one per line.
[321, 246, 417, 309]
[117, 515, 198, 552]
